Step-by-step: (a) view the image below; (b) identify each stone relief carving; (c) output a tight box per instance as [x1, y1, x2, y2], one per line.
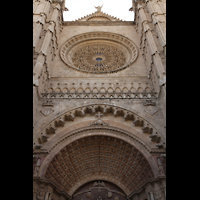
[143, 100, 158, 116]
[93, 181, 106, 187]
[33, 156, 41, 177]
[90, 112, 110, 126]
[40, 100, 54, 116]
[36, 186, 46, 200]
[41, 82, 156, 100]
[90, 119, 110, 126]
[40, 107, 54, 116]
[107, 191, 112, 198]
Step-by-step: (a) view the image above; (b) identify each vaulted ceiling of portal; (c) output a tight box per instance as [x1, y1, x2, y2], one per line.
[44, 135, 154, 196]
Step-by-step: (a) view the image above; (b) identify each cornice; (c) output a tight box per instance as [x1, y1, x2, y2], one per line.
[62, 21, 135, 26]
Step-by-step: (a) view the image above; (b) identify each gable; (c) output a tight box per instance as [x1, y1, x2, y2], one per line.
[75, 8, 124, 22]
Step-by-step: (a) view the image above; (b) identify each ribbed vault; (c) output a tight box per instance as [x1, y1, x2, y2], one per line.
[44, 135, 154, 196]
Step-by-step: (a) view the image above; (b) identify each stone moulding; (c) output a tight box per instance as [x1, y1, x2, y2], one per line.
[47, 126, 157, 153]
[40, 92, 158, 99]
[60, 31, 139, 73]
[33, 104, 165, 152]
[62, 21, 135, 26]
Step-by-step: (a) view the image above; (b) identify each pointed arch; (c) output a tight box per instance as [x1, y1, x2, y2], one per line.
[55, 87, 61, 93]
[62, 87, 68, 93]
[70, 88, 76, 93]
[77, 87, 84, 93]
[122, 87, 128, 93]
[107, 87, 114, 93]
[115, 87, 122, 93]
[137, 87, 143, 93]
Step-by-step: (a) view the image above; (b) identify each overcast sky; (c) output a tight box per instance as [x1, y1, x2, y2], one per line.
[63, 0, 134, 21]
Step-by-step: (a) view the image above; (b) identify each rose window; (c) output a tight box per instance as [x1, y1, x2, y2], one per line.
[60, 32, 138, 73]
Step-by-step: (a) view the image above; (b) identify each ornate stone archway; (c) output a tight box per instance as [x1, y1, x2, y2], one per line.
[33, 103, 165, 200]
[39, 133, 158, 196]
[33, 103, 165, 148]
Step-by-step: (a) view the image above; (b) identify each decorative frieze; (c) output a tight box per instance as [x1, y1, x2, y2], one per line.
[40, 92, 158, 99]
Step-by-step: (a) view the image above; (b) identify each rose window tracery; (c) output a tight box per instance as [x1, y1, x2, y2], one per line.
[60, 32, 138, 73]
[71, 43, 127, 73]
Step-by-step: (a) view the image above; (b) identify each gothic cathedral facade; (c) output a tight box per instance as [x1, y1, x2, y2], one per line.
[33, 1, 166, 200]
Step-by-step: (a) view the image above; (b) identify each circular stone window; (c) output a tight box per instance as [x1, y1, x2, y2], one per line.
[60, 32, 138, 73]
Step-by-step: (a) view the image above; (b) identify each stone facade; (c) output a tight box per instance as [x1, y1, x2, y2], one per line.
[33, 0, 166, 200]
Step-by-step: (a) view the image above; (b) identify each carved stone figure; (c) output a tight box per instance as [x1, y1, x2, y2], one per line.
[36, 187, 46, 200]
[33, 156, 41, 177]
[107, 191, 112, 198]
[93, 181, 99, 187]
[94, 5, 103, 12]
[97, 196, 103, 200]
[99, 181, 105, 187]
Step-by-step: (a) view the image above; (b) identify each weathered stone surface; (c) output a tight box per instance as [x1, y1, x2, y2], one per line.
[33, 1, 166, 200]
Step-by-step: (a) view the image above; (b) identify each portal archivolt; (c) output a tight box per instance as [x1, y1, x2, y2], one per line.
[34, 104, 165, 198]
[33, 104, 165, 150]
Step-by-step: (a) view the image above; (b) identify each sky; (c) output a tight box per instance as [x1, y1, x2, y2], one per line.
[63, 0, 134, 21]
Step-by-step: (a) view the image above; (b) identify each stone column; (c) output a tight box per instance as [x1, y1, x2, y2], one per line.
[45, 192, 50, 200]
